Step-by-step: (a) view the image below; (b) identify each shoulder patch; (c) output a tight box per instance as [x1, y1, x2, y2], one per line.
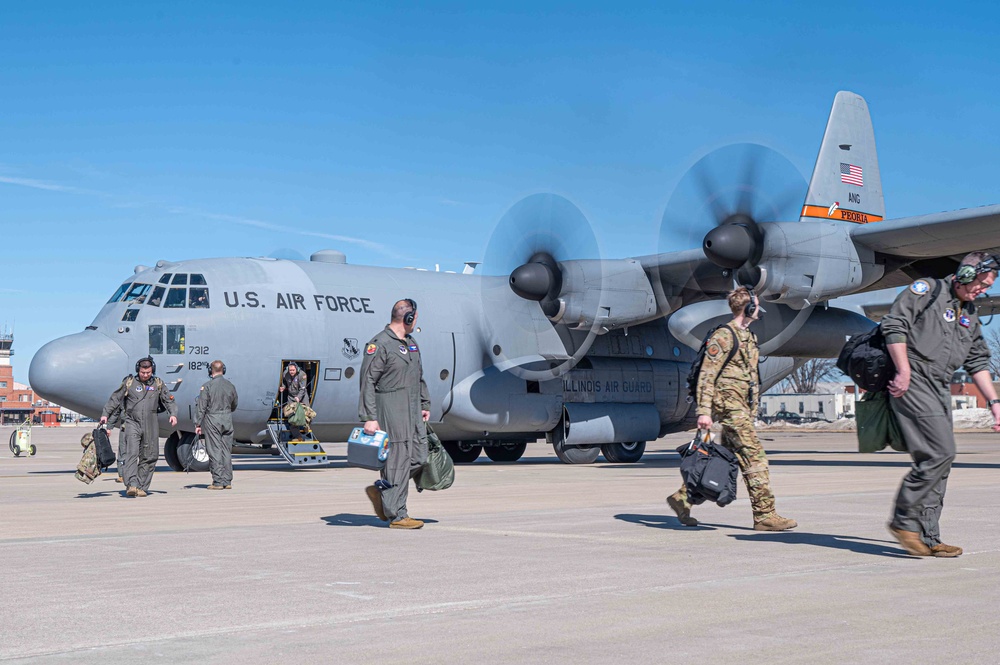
[365, 343, 377, 355]
[706, 342, 722, 357]
[910, 280, 930, 295]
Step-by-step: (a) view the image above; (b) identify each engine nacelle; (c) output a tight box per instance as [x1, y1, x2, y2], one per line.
[553, 259, 657, 330]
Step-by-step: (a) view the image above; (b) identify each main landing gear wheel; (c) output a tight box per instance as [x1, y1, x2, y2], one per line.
[443, 441, 483, 464]
[601, 441, 646, 463]
[484, 441, 527, 463]
[166, 431, 210, 472]
[552, 440, 600, 464]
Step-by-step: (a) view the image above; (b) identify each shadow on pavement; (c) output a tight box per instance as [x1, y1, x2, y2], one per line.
[730, 531, 915, 558]
[614, 513, 718, 531]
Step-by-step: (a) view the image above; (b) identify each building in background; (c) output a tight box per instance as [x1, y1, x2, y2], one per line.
[0, 329, 61, 426]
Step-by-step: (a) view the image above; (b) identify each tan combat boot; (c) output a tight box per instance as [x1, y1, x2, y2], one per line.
[365, 485, 388, 521]
[754, 515, 797, 531]
[930, 543, 963, 558]
[667, 493, 698, 527]
[115, 475, 124, 483]
[207, 484, 225, 490]
[135, 488, 148, 498]
[886, 524, 933, 556]
[126, 486, 137, 497]
[389, 517, 424, 529]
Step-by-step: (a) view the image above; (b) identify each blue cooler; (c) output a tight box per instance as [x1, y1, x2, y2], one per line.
[347, 428, 391, 470]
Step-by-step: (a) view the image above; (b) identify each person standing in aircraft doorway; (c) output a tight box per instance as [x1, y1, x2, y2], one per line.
[359, 298, 431, 529]
[279, 362, 309, 441]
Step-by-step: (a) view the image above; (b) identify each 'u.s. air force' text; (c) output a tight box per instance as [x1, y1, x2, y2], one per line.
[224, 291, 375, 313]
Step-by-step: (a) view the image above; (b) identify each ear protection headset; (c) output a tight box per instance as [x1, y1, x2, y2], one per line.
[403, 298, 417, 326]
[955, 256, 999, 284]
[135, 357, 156, 375]
[207, 361, 227, 377]
[743, 288, 757, 318]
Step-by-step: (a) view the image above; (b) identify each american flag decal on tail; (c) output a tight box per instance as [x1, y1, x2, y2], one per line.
[840, 163, 863, 186]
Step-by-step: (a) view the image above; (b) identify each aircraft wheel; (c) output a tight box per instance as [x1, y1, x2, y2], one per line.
[175, 431, 210, 472]
[484, 441, 527, 463]
[164, 432, 184, 472]
[443, 441, 482, 464]
[601, 441, 646, 463]
[552, 440, 600, 464]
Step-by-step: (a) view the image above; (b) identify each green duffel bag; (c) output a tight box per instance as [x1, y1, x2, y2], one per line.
[287, 403, 308, 428]
[416, 425, 455, 491]
[856, 391, 906, 453]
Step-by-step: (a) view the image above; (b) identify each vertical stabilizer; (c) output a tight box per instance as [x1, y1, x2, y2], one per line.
[800, 91, 884, 224]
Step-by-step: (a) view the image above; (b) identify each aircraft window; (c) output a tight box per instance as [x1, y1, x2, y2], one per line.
[159, 274, 172, 284]
[188, 287, 210, 308]
[164, 288, 187, 308]
[166, 325, 185, 354]
[122, 309, 140, 322]
[190, 274, 207, 285]
[172, 274, 188, 285]
[124, 283, 152, 304]
[148, 325, 163, 355]
[148, 286, 165, 307]
[107, 283, 130, 304]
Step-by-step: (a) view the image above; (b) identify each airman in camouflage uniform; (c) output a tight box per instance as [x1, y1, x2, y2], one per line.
[668, 287, 797, 531]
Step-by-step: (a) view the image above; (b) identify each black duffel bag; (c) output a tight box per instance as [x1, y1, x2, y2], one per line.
[837, 325, 895, 393]
[676, 431, 739, 507]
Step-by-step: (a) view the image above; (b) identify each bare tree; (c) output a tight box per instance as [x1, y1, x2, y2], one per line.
[987, 327, 1000, 379]
[780, 358, 838, 394]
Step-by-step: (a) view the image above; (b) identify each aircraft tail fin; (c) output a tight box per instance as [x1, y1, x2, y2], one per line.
[800, 91, 885, 225]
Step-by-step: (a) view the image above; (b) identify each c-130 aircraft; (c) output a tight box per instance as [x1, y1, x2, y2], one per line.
[29, 91, 1000, 470]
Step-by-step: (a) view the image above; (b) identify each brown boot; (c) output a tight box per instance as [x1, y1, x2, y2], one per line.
[365, 485, 388, 521]
[135, 488, 148, 498]
[115, 475, 124, 483]
[389, 517, 424, 529]
[667, 493, 698, 527]
[207, 484, 225, 490]
[754, 515, 797, 531]
[930, 543, 963, 558]
[126, 486, 137, 497]
[887, 524, 933, 556]
[223, 485, 232, 490]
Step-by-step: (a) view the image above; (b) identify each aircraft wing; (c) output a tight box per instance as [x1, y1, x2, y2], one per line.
[635, 248, 732, 298]
[851, 204, 1000, 258]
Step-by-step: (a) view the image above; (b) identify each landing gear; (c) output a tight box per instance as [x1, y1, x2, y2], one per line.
[165, 431, 209, 472]
[484, 441, 527, 463]
[443, 441, 482, 464]
[552, 440, 600, 464]
[601, 441, 646, 463]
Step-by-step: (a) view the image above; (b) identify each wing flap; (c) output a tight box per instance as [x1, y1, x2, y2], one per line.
[851, 204, 1000, 258]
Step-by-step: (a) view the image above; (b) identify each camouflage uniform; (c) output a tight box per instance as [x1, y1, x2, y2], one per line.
[674, 323, 778, 523]
[75, 432, 100, 484]
[359, 325, 430, 523]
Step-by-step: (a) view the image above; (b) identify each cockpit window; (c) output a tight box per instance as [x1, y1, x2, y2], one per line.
[122, 309, 140, 322]
[164, 288, 186, 308]
[171, 274, 188, 285]
[148, 286, 165, 307]
[167, 325, 185, 354]
[189, 287, 210, 308]
[124, 283, 152, 304]
[158, 274, 172, 284]
[190, 274, 207, 285]
[107, 283, 130, 304]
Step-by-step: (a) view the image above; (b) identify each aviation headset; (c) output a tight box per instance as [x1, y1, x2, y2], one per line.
[955, 255, 999, 284]
[135, 356, 156, 375]
[403, 298, 418, 326]
[743, 288, 758, 318]
[207, 361, 227, 377]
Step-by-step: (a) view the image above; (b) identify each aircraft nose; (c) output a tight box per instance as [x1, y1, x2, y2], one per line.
[29, 331, 129, 417]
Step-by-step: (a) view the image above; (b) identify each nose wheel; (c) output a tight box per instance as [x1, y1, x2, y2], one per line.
[165, 431, 210, 472]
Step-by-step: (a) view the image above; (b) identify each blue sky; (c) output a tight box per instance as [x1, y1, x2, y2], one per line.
[2, 2, 998, 383]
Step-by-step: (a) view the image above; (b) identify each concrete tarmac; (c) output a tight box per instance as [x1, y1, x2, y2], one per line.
[1, 425, 999, 664]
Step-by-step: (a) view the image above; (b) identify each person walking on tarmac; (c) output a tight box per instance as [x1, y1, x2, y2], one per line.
[359, 299, 431, 529]
[882, 251, 1000, 558]
[279, 362, 309, 441]
[100, 357, 177, 497]
[195, 360, 239, 490]
[667, 287, 797, 531]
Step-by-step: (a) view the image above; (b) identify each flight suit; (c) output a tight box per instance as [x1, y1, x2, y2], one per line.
[881, 278, 990, 547]
[358, 325, 430, 522]
[282, 369, 309, 440]
[674, 323, 778, 523]
[196, 375, 239, 488]
[102, 375, 177, 492]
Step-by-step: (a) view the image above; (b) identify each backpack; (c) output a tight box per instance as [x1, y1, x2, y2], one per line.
[75, 432, 101, 484]
[836, 279, 942, 392]
[686, 324, 739, 401]
[92, 427, 117, 470]
[675, 432, 739, 507]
